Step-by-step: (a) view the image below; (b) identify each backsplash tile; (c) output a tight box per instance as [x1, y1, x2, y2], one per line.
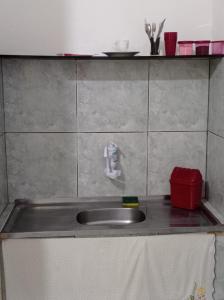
[0, 58, 212, 200]
[78, 133, 147, 197]
[77, 61, 148, 132]
[207, 132, 224, 215]
[3, 59, 77, 132]
[0, 60, 4, 133]
[148, 132, 207, 195]
[6, 133, 77, 201]
[209, 59, 224, 300]
[209, 59, 224, 138]
[0, 134, 8, 211]
[149, 60, 209, 131]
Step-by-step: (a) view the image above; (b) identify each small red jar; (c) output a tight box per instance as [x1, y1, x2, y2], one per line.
[195, 40, 210, 55]
[170, 167, 203, 210]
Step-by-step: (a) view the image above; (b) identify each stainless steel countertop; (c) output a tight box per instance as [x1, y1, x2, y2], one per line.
[0, 198, 224, 239]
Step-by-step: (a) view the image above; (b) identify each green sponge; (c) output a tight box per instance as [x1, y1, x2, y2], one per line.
[122, 196, 139, 208]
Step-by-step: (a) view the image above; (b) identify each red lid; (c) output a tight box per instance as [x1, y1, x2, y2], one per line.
[178, 41, 194, 44]
[195, 40, 210, 44]
[211, 40, 224, 43]
[170, 167, 202, 185]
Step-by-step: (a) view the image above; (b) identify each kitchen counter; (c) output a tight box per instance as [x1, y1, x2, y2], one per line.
[0, 198, 223, 239]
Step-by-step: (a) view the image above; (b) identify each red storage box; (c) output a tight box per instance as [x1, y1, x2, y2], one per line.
[170, 167, 203, 210]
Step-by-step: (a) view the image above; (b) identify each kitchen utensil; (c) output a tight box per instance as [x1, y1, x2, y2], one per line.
[150, 23, 157, 54]
[156, 18, 166, 39]
[152, 22, 156, 39]
[103, 52, 139, 58]
[164, 32, 178, 56]
[155, 38, 160, 54]
[144, 20, 151, 39]
[154, 19, 166, 55]
[150, 37, 156, 55]
[145, 18, 166, 55]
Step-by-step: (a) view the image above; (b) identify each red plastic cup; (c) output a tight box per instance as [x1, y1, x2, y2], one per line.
[178, 41, 194, 55]
[164, 32, 177, 56]
[211, 41, 224, 55]
[195, 40, 210, 55]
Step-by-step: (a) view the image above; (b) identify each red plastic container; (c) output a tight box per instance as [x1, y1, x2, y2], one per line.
[195, 40, 210, 55]
[164, 32, 178, 56]
[211, 41, 224, 55]
[178, 41, 194, 55]
[170, 167, 203, 210]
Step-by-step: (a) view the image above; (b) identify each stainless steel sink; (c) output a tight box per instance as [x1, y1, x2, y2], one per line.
[77, 208, 146, 226]
[1, 199, 222, 239]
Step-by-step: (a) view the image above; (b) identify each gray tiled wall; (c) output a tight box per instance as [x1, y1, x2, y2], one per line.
[148, 132, 207, 195]
[0, 60, 8, 213]
[208, 59, 224, 300]
[2, 58, 209, 201]
[78, 133, 147, 197]
[207, 133, 224, 214]
[148, 60, 208, 196]
[77, 61, 148, 132]
[209, 59, 224, 137]
[149, 60, 208, 131]
[3, 59, 77, 132]
[208, 59, 224, 216]
[2, 59, 78, 201]
[0, 134, 7, 212]
[6, 133, 77, 201]
[0, 61, 4, 134]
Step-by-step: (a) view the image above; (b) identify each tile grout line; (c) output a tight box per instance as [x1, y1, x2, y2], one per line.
[4, 130, 209, 134]
[205, 59, 211, 199]
[1, 58, 10, 204]
[146, 61, 150, 196]
[147, 60, 150, 133]
[146, 132, 149, 197]
[75, 60, 78, 135]
[208, 130, 224, 140]
[76, 61, 79, 197]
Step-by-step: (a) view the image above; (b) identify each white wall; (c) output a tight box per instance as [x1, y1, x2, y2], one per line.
[212, 0, 224, 40]
[0, 0, 213, 55]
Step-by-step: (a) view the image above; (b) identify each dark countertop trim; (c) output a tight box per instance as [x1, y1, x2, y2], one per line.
[0, 55, 224, 60]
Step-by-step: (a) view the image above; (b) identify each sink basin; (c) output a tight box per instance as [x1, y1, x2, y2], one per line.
[76, 208, 146, 226]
